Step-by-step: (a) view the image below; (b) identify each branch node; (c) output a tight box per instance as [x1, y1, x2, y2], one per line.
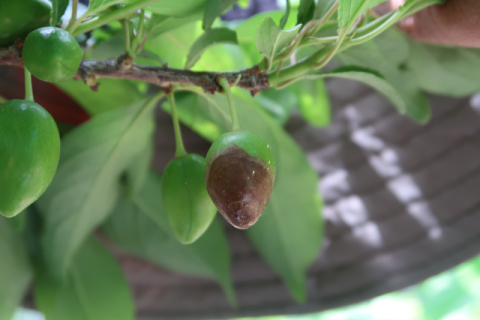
[120, 54, 134, 70]
[86, 73, 97, 88]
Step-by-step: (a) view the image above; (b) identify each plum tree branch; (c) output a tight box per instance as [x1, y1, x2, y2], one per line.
[0, 45, 269, 95]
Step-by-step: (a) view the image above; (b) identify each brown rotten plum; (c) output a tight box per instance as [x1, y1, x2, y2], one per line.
[205, 131, 275, 229]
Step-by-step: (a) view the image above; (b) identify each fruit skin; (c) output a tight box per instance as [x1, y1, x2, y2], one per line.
[205, 131, 275, 229]
[0, 100, 60, 218]
[0, 0, 52, 47]
[161, 154, 217, 244]
[23, 27, 82, 83]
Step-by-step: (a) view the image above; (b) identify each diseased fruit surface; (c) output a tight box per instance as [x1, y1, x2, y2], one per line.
[161, 154, 217, 244]
[0, 0, 52, 47]
[205, 131, 275, 229]
[23, 27, 82, 83]
[0, 100, 60, 217]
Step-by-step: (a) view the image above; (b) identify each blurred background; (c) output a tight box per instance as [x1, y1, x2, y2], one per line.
[13, 252, 480, 319]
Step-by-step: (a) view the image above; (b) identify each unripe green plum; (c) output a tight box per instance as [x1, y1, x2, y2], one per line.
[23, 27, 82, 83]
[161, 154, 217, 244]
[205, 131, 275, 229]
[0, 100, 60, 217]
[0, 0, 51, 47]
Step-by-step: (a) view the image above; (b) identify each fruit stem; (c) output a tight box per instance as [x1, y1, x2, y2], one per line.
[24, 67, 34, 102]
[66, 0, 79, 31]
[166, 91, 187, 158]
[218, 76, 240, 132]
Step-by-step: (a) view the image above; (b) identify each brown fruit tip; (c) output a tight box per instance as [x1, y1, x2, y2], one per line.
[205, 145, 275, 229]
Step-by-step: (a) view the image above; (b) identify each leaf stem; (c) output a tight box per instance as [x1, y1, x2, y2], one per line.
[66, 0, 79, 32]
[310, 1, 339, 35]
[24, 67, 34, 102]
[166, 90, 187, 158]
[313, 28, 345, 69]
[134, 9, 146, 54]
[123, 20, 132, 55]
[218, 76, 240, 132]
[71, 0, 161, 37]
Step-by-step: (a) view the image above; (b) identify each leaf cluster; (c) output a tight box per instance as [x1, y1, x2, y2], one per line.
[2, 0, 480, 319]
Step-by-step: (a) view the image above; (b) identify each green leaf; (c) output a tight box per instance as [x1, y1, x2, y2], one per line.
[125, 139, 153, 199]
[314, 0, 338, 19]
[255, 88, 297, 125]
[84, 34, 126, 61]
[304, 66, 406, 114]
[203, 0, 237, 30]
[145, 13, 203, 40]
[37, 96, 160, 280]
[35, 236, 133, 320]
[255, 17, 301, 69]
[56, 79, 144, 116]
[7, 209, 27, 232]
[185, 28, 239, 69]
[279, 0, 291, 29]
[103, 172, 236, 305]
[86, 0, 142, 15]
[338, 29, 431, 123]
[0, 217, 32, 320]
[291, 78, 331, 127]
[407, 40, 480, 97]
[337, 0, 388, 28]
[402, 0, 446, 16]
[147, 0, 207, 16]
[163, 92, 227, 142]
[297, 0, 315, 26]
[235, 10, 297, 63]
[144, 21, 201, 69]
[87, 0, 122, 14]
[50, 0, 69, 26]
[173, 90, 323, 302]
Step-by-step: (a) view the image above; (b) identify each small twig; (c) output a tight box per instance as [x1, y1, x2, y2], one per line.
[0, 46, 269, 94]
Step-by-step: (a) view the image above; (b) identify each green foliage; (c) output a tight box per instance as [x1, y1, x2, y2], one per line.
[145, 13, 203, 40]
[303, 66, 407, 115]
[279, 0, 291, 29]
[203, 0, 237, 30]
[407, 40, 480, 97]
[147, 0, 206, 16]
[297, 0, 315, 26]
[255, 17, 301, 70]
[2, 0, 480, 317]
[255, 88, 298, 125]
[337, 0, 388, 28]
[50, 0, 69, 26]
[338, 29, 431, 122]
[0, 217, 32, 320]
[172, 90, 323, 301]
[186, 28, 238, 69]
[35, 236, 133, 320]
[291, 78, 331, 127]
[314, 0, 337, 19]
[103, 172, 236, 304]
[37, 96, 159, 280]
[55, 79, 145, 116]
